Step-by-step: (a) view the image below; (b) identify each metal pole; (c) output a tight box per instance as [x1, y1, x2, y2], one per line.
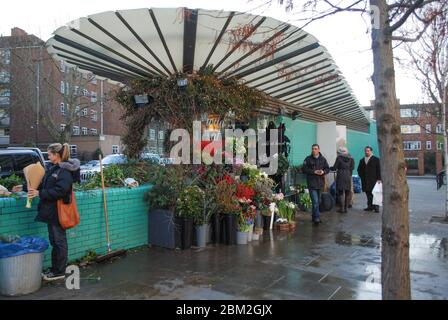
[35, 46, 42, 147]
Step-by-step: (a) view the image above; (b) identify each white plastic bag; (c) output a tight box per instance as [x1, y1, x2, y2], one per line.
[372, 182, 383, 206]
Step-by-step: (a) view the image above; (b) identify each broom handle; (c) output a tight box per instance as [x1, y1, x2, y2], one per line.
[99, 155, 111, 252]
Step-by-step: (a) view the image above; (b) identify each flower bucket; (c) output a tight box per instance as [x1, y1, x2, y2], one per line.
[252, 233, 260, 241]
[236, 231, 248, 245]
[247, 224, 254, 242]
[195, 225, 207, 248]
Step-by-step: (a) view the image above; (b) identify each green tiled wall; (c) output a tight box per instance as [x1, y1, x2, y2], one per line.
[0, 185, 151, 268]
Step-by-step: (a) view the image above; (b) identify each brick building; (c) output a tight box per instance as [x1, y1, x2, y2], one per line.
[364, 102, 444, 175]
[0, 27, 126, 159]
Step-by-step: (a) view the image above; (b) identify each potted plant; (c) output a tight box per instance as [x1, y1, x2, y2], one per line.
[236, 218, 250, 245]
[276, 200, 291, 231]
[215, 178, 240, 245]
[279, 200, 297, 231]
[299, 192, 312, 213]
[253, 174, 276, 233]
[237, 204, 256, 244]
[176, 185, 205, 249]
[146, 166, 186, 249]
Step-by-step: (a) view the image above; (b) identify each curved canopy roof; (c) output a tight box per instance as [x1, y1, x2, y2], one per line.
[46, 7, 369, 124]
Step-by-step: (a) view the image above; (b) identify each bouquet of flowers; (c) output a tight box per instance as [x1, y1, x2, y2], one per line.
[239, 204, 256, 231]
[23, 162, 45, 208]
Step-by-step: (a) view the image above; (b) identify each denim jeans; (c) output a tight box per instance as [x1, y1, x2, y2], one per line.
[47, 223, 68, 275]
[309, 189, 322, 221]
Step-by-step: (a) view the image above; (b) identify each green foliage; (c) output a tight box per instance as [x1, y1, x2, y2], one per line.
[0, 174, 25, 190]
[215, 180, 240, 215]
[145, 165, 188, 211]
[299, 192, 312, 210]
[79, 165, 125, 190]
[277, 154, 290, 176]
[115, 70, 265, 159]
[176, 185, 205, 223]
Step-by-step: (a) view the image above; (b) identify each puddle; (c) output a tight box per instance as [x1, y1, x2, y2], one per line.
[410, 234, 448, 259]
[335, 232, 379, 248]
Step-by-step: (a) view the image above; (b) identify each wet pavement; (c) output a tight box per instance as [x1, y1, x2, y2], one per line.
[2, 178, 447, 300]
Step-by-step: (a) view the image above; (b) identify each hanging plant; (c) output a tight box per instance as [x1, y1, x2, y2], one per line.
[116, 68, 266, 159]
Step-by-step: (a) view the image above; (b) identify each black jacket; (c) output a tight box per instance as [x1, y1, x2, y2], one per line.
[357, 155, 381, 193]
[33, 159, 80, 224]
[331, 155, 355, 191]
[303, 153, 330, 190]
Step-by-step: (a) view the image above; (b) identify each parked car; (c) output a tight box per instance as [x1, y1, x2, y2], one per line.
[80, 153, 168, 182]
[80, 154, 128, 182]
[6, 147, 46, 166]
[0, 149, 44, 179]
[41, 151, 51, 166]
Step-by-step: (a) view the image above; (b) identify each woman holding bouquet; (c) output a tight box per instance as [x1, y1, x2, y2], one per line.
[13, 143, 80, 281]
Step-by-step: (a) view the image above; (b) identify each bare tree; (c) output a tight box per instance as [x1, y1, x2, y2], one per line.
[399, 1, 448, 218]
[269, 0, 447, 299]
[8, 46, 98, 144]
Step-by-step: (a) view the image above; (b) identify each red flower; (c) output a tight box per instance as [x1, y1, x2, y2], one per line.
[236, 183, 255, 200]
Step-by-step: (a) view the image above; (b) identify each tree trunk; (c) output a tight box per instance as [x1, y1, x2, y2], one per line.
[442, 81, 448, 219]
[370, 0, 411, 300]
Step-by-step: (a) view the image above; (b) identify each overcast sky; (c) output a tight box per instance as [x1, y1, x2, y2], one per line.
[0, 0, 425, 106]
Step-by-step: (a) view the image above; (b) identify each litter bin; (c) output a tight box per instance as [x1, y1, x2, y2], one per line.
[0, 236, 49, 296]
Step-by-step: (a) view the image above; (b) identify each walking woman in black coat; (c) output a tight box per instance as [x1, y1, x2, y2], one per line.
[331, 147, 355, 213]
[357, 146, 381, 213]
[13, 143, 80, 281]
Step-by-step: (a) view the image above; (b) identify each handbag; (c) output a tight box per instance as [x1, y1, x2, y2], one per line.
[57, 190, 80, 229]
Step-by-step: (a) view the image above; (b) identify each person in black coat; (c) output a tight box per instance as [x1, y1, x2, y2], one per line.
[330, 147, 354, 213]
[13, 143, 80, 281]
[357, 146, 381, 212]
[302, 144, 330, 225]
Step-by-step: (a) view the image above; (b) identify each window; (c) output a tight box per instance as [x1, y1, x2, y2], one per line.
[404, 158, 419, 170]
[425, 124, 431, 134]
[82, 88, 89, 96]
[400, 108, 419, 118]
[90, 128, 97, 135]
[14, 154, 40, 173]
[91, 76, 97, 84]
[72, 126, 80, 136]
[60, 123, 66, 132]
[81, 108, 88, 117]
[60, 81, 65, 94]
[426, 141, 432, 150]
[0, 155, 14, 175]
[0, 89, 10, 105]
[438, 141, 444, 151]
[60, 60, 66, 72]
[436, 124, 443, 134]
[60, 102, 65, 116]
[401, 125, 420, 134]
[74, 86, 80, 95]
[91, 91, 97, 103]
[112, 145, 119, 154]
[149, 129, 156, 140]
[158, 130, 165, 140]
[0, 71, 10, 83]
[158, 147, 164, 155]
[82, 127, 88, 135]
[0, 49, 11, 64]
[91, 110, 97, 121]
[403, 141, 421, 150]
[75, 105, 80, 115]
[70, 145, 77, 158]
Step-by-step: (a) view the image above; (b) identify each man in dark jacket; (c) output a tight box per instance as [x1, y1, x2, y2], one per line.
[303, 144, 330, 225]
[357, 146, 381, 212]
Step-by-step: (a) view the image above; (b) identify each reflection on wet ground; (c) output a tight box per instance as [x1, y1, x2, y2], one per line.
[3, 179, 447, 300]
